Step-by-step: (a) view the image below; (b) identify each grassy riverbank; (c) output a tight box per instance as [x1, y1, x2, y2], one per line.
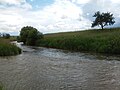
[0, 85, 3, 90]
[39, 28, 120, 54]
[0, 38, 21, 56]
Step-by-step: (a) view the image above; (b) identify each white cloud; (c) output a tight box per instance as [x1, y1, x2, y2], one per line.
[71, 0, 90, 4]
[0, 0, 32, 9]
[12, 0, 90, 34]
[0, 0, 26, 5]
[0, 0, 120, 35]
[111, 0, 120, 3]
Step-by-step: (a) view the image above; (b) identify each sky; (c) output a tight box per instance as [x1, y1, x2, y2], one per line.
[0, 0, 120, 35]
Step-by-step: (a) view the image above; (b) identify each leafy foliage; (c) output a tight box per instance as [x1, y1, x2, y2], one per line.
[92, 11, 115, 29]
[20, 26, 43, 46]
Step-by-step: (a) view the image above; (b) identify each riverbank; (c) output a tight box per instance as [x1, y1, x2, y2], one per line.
[0, 38, 21, 56]
[38, 28, 120, 54]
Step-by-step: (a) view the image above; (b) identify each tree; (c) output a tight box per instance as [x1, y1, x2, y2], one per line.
[91, 11, 115, 29]
[3, 33, 10, 39]
[20, 26, 43, 46]
[20, 26, 30, 44]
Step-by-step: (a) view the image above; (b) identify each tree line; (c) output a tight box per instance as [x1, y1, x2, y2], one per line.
[0, 33, 10, 39]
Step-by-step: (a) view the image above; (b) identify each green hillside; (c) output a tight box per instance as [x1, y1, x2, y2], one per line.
[39, 28, 120, 54]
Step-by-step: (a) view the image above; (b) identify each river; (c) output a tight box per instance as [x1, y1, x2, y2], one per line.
[0, 43, 120, 90]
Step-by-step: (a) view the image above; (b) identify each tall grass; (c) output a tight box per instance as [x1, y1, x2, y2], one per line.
[0, 38, 21, 56]
[0, 83, 3, 90]
[39, 28, 120, 54]
[0, 86, 3, 90]
[0, 85, 3, 90]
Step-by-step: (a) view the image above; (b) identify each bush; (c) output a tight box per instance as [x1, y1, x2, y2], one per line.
[19, 26, 43, 46]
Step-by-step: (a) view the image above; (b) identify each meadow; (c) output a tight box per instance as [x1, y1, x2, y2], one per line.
[0, 38, 21, 56]
[38, 28, 120, 54]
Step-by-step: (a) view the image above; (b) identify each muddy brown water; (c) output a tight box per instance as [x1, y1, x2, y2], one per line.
[0, 43, 120, 90]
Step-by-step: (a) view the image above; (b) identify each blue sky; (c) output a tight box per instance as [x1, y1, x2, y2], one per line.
[26, 0, 54, 10]
[0, 0, 120, 35]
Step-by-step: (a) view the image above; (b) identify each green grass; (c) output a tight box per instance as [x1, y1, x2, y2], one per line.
[38, 28, 120, 54]
[0, 86, 3, 90]
[0, 83, 3, 90]
[0, 38, 21, 56]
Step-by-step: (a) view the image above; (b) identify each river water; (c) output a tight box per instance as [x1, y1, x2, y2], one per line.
[0, 43, 120, 90]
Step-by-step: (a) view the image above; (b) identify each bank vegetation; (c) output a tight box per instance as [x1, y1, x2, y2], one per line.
[38, 28, 120, 54]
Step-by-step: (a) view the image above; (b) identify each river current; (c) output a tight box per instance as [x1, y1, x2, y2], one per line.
[0, 43, 120, 90]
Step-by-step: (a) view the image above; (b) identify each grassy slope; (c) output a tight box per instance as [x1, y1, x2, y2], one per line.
[39, 28, 120, 54]
[0, 38, 21, 56]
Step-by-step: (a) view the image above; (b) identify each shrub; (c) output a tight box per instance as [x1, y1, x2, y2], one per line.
[19, 26, 43, 46]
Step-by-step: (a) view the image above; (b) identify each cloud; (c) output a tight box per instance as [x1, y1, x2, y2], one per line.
[0, 0, 91, 34]
[27, 0, 91, 33]
[0, 0, 120, 35]
[111, 0, 120, 3]
[0, 0, 32, 9]
[0, 0, 25, 5]
[71, 0, 91, 4]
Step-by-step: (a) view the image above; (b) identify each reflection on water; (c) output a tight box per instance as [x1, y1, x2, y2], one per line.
[0, 44, 120, 90]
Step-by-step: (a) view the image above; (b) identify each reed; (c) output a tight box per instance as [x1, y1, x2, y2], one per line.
[0, 38, 21, 56]
[39, 28, 120, 54]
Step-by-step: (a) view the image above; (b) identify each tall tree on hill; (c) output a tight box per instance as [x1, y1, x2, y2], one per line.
[91, 11, 115, 29]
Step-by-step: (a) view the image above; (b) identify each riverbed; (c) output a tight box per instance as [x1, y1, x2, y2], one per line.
[0, 44, 120, 90]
